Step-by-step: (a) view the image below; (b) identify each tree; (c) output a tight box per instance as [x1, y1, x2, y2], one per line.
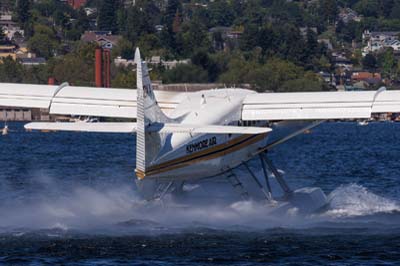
[390, 2, 400, 20]
[50, 44, 96, 86]
[218, 56, 253, 86]
[136, 34, 162, 57]
[27, 25, 59, 59]
[97, 0, 118, 33]
[208, 0, 235, 27]
[0, 57, 24, 83]
[380, 0, 395, 17]
[164, 0, 181, 31]
[120, 6, 154, 44]
[162, 64, 208, 83]
[111, 67, 136, 89]
[240, 24, 259, 51]
[180, 19, 211, 57]
[16, 0, 31, 25]
[279, 73, 324, 92]
[306, 28, 319, 57]
[112, 38, 134, 60]
[380, 49, 396, 79]
[172, 10, 181, 33]
[320, 0, 338, 24]
[395, 60, 400, 80]
[362, 53, 377, 71]
[354, 0, 379, 17]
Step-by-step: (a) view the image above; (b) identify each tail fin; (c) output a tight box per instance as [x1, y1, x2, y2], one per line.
[135, 48, 171, 180]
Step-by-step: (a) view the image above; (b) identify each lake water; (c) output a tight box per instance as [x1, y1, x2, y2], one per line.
[0, 122, 399, 265]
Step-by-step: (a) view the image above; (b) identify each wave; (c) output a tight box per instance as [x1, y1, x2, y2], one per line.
[0, 176, 399, 235]
[325, 184, 400, 218]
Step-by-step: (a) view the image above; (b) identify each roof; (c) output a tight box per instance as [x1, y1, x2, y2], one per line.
[20, 57, 46, 65]
[352, 72, 381, 80]
[81, 31, 122, 45]
[370, 31, 400, 37]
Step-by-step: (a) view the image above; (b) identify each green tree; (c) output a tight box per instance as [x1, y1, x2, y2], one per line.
[279, 73, 324, 92]
[395, 60, 400, 80]
[164, 0, 181, 31]
[320, 0, 338, 24]
[240, 24, 259, 51]
[27, 25, 59, 59]
[136, 34, 162, 57]
[362, 53, 377, 71]
[380, 49, 396, 79]
[354, 0, 379, 17]
[43, 43, 96, 86]
[208, 0, 235, 27]
[180, 19, 211, 57]
[390, 1, 400, 19]
[97, 0, 119, 33]
[120, 6, 154, 44]
[218, 56, 253, 86]
[162, 64, 208, 83]
[112, 38, 134, 60]
[0, 57, 24, 83]
[380, 0, 395, 17]
[111, 67, 136, 88]
[16, 0, 31, 25]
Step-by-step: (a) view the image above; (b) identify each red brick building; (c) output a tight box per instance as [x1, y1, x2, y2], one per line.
[67, 0, 87, 9]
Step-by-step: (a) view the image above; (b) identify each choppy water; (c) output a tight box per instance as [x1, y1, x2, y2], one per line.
[1, 122, 400, 265]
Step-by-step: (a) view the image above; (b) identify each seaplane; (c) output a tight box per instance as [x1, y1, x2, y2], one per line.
[1, 48, 400, 213]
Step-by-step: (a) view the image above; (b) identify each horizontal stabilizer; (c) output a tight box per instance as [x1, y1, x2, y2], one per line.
[148, 123, 272, 134]
[24, 122, 137, 133]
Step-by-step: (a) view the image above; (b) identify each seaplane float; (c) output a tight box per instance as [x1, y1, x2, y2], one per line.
[1, 48, 400, 214]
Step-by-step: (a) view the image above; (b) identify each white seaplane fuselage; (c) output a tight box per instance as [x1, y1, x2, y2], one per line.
[144, 89, 269, 181]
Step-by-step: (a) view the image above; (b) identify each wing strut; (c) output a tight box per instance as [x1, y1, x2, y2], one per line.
[243, 162, 272, 201]
[48, 82, 69, 110]
[260, 153, 292, 197]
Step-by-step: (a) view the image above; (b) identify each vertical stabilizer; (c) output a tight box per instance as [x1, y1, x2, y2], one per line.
[135, 48, 170, 180]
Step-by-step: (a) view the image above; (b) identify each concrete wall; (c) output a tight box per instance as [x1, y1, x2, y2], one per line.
[0, 109, 32, 121]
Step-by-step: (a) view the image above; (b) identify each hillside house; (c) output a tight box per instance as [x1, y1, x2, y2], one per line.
[81, 31, 122, 50]
[352, 72, 382, 86]
[338, 8, 362, 24]
[0, 45, 16, 60]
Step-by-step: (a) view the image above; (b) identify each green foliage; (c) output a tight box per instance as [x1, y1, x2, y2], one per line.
[354, 0, 379, 17]
[111, 67, 136, 88]
[49, 43, 97, 86]
[16, 0, 31, 24]
[0, 57, 24, 83]
[378, 48, 397, 79]
[218, 55, 324, 92]
[97, 0, 119, 33]
[136, 34, 162, 57]
[118, 4, 155, 44]
[320, 0, 338, 24]
[112, 38, 134, 60]
[27, 25, 59, 59]
[362, 53, 378, 71]
[162, 64, 208, 83]
[179, 19, 211, 57]
[7, 0, 400, 90]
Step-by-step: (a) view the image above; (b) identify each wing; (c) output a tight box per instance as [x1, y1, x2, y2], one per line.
[242, 88, 400, 121]
[0, 83, 183, 119]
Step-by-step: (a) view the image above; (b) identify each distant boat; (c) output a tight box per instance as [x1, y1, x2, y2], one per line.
[1, 124, 9, 135]
[358, 120, 369, 126]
